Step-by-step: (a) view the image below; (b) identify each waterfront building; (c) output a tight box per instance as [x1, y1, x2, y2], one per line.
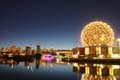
[42, 48, 49, 52]
[74, 46, 113, 58]
[16, 48, 21, 53]
[36, 45, 41, 54]
[77, 21, 115, 58]
[0, 48, 8, 52]
[56, 50, 73, 58]
[25, 46, 32, 55]
[112, 46, 119, 54]
[9, 45, 17, 53]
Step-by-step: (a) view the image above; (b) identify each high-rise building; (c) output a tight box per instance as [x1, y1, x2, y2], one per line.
[25, 46, 32, 55]
[36, 45, 41, 54]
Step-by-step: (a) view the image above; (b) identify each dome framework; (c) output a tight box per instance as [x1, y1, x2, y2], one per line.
[81, 21, 114, 47]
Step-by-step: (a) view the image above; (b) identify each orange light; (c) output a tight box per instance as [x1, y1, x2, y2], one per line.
[81, 21, 114, 47]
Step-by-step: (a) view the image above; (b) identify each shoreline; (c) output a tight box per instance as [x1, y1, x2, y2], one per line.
[62, 58, 120, 64]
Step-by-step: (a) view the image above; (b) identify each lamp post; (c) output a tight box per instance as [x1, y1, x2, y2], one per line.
[117, 38, 120, 53]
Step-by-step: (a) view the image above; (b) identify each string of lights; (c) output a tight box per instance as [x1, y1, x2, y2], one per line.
[81, 21, 114, 47]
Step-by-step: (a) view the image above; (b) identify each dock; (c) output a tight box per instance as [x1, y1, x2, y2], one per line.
[62, 58, 120, 64]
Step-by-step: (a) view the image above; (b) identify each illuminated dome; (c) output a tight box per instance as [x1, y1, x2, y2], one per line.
[81, 21, 114, 47]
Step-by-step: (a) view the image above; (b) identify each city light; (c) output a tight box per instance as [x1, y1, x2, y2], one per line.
[41, 54, 54, 61]
[81, 21, 114, 47]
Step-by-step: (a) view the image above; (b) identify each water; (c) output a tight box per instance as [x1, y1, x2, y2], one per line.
[0, 58, 120, 80]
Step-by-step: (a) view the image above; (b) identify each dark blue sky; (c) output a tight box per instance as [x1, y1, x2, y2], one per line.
[0, 0, 120, 49]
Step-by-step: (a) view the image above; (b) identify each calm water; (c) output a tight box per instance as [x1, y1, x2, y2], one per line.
[0, 58, 120, 80]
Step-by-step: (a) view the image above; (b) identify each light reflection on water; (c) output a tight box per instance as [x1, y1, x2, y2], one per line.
[0, 58, 120, 80]
[73, 63, 120, 80]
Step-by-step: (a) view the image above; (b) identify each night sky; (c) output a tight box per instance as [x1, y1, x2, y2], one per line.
[0, 0, 120, 49]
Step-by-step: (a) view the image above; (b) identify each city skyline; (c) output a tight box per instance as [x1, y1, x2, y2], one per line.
[0, 0, 120, 49]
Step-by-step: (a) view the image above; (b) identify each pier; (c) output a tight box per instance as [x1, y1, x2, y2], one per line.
[62, 58, 120, 64]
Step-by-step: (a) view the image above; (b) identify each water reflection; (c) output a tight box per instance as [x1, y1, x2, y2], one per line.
[0, 57, 67, 69]
[73, 63, 120, 80]
[0, 59, 19, 68]
[0, 58, 120, 80]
